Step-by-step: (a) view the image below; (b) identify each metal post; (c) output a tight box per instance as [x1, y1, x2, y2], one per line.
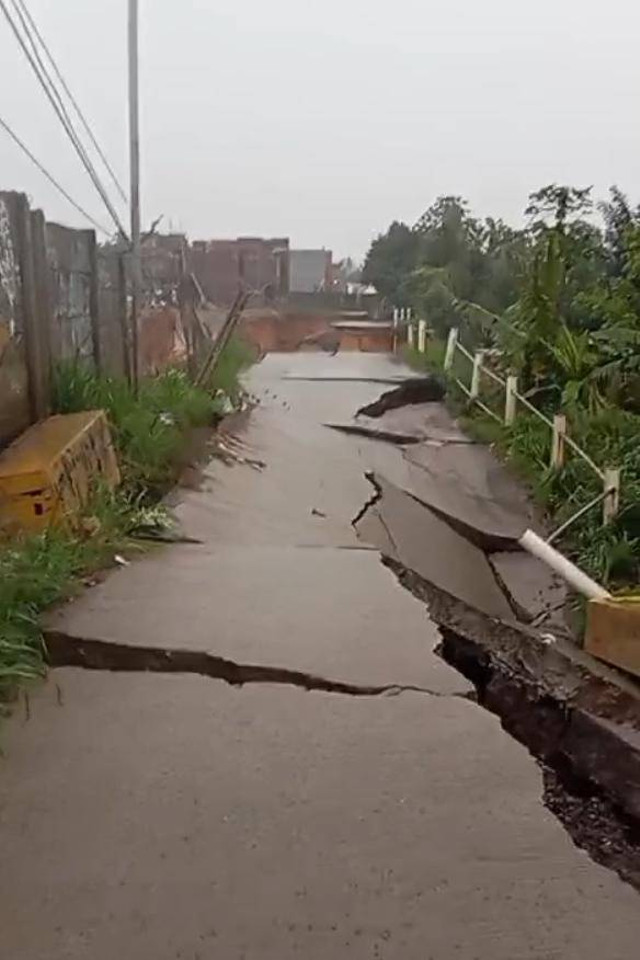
[128, 0, 141, 390]
[470, 350, 485, 399]
[550, 414, 567, 469]
[505, 375, 518, 426]
[603, 467, 621, 524]
[444, 327, 458, 371]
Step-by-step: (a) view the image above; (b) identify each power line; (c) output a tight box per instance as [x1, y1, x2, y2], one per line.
[0, 114, 112, 235]
[0, 0, 129, 239]
[3, 0, 127, 236]
[13, 0, 128, 204]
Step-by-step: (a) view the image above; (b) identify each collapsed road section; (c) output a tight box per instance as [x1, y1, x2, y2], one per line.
[2, 353, 640, 960]
[348, 383, 640, 891]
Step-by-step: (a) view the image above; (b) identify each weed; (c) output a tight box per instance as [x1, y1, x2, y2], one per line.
[53, 361, 222, 495]
[204, 337, 255, 402]
[1, 342, 250, 701]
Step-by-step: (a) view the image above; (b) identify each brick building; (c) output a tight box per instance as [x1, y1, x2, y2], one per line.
[189, 237, 289, 305]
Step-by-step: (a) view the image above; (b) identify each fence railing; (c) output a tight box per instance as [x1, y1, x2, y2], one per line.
[395, 314, 620, 537]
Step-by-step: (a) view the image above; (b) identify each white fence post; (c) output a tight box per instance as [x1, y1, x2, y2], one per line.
[407, 323, 414, 348]
[603, 467, 621, 524]
[550, 414, 567, 469]
[505, 375, 518, 426]
[392, 307, 399, 329]
[470, 350, 485, 399]
[444, 327, 458, 371]
[417, 319, 427, 353]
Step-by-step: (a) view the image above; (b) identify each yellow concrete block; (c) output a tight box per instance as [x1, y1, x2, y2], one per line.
[585, 596, 640, 679]
[0, 410, 120, 534]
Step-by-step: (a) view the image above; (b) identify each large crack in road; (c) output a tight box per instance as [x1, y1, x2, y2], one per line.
[380, 555, 640, 892]
[44, 629, 466, 702]
[342, 382, 640, 893]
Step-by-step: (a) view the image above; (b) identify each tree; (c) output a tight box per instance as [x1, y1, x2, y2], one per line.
[409, 197, 526, 335]
[599, 186, 640, 276]
[361, 222, 419, 303]
[525, 184, 593, 229]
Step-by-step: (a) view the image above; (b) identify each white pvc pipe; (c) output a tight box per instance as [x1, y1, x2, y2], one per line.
[519, 529, 610, 601]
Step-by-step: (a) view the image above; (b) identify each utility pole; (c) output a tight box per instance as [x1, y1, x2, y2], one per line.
[128, 0, 141, 390]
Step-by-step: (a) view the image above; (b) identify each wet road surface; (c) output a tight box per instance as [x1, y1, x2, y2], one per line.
[1, 352, 640, 959]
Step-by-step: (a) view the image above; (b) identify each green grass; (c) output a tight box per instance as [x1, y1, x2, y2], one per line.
[1, 341, 252, 702]
[53, 364, 216, 495]
[203, 337, 255, 403]
[462, 406, 640, 587]
[402, 336, 449, 376]
[0, 487, 145, 700]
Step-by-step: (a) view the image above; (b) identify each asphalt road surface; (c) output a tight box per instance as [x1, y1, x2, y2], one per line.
[1, 353, 639, 959]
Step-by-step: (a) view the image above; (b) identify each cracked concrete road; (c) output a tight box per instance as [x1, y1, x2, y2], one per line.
[2, 352, 640, 959]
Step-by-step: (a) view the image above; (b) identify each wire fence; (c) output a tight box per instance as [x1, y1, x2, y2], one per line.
[396, 315, 621, 541]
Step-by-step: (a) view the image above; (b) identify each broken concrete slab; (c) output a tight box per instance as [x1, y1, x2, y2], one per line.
[173, 408, 372, 548]
[354, 473, 516, 621]
[46, 546, 467, 696]
[355, 375, 445, 417]
[385, 557, 640, 837]
[491, 550, 567, 629]
[328, 402, 471, 447]
[324, 422, 425, 445]
[2, 672, 640, 960]
[359, 401, 471, 443]
[403, 437, 538, 541]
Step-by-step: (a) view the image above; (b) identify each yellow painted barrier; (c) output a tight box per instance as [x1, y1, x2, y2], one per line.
[585, 596, 640, 679]
[0, 410, 119, 534]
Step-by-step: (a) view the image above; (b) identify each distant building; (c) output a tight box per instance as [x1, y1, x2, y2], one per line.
[189, 237, 289, 305]
[289, 249, 332, 293]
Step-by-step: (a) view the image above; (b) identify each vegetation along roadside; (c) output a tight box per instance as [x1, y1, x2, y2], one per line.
[0, 338, 253, 704]
[365, 185, 640, 592]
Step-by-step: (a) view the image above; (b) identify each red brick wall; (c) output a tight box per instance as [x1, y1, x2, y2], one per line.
[189, 238, 289, 306]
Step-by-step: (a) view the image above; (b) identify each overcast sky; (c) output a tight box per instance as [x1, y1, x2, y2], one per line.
[0, 0, 637, 258]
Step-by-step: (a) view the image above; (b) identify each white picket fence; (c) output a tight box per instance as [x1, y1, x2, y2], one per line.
[394, 312, 620, 535]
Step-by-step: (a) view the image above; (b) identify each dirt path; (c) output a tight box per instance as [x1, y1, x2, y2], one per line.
[1, 352, 639, 959]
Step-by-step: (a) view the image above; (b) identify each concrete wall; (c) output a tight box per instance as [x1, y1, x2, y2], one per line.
[46, 222, 96, 365]
[289, 249, 332, 293]
[0, 193, 30, 446]
[97, 252, 128, 378]
[0, 190, 193, 452]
